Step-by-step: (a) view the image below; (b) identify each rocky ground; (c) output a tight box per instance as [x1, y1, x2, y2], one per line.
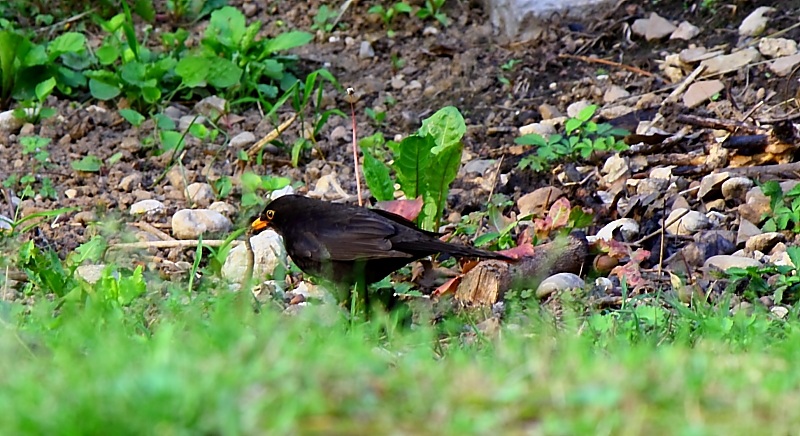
[2, 1, 800, 314]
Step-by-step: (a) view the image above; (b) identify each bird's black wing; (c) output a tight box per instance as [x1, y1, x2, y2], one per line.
[303, 210, 414, 261]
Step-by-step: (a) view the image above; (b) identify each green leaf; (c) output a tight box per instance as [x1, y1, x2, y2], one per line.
[141, 86, 161, 103]
[576, 104, 597, 122]
[421, 139, 462, 230]
[119, 108, 145, 126]
[394, 2, 413, 13]
[120, 61, 147, 86]
[89, 78, 121, 100]
[261, 31, 313, 55]
[394, 135, 435, 200]
[96, 43, 119, 65]
[72, 236, 107, 264]
[565, 117, 582, 134]
[515, 134, 548, 147]
[160, 130, 185, 151]
[133, 0, 156, 22]
[206, 58, 242, 88]
[48, 32, 85, 58]
[419, 106, 465, 153]
[361, 147, 395, 201]
[71, 155, 103, 172]
[176, 55, 209, 87]
[34, 77, 56, 101]
[117, 265, 146, 305]
[0, 30, 24, 97]
[207, 6, 246, 48]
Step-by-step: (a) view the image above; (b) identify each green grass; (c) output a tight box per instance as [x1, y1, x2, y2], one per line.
[2, 287, 800, 434]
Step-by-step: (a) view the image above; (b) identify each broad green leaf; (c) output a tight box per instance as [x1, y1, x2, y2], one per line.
[160, 130, 185, 151]
[515, 134, 548, 147]
[34, 77, 56, 101]
[361, 147, 394, 201]
[119, 108, 145, 126]
[175, 55, 210, 87]
[48, 32, 85, 58]
[420, 140, 462, 230]
[141, 86, 161, 103]
[72, 236, 107, 264]
[0, 31, 24, 97]
[133, 0, 156, 22]
[207, 58, 242, 88]
[89, 78, 121, 100]
[419, 106, 465, 153]
[71, 155, 102, 172]
[394, 135, 434, 200]
[96, 43, 120, 65]
[120, 61, 147, 86]
[576, 104, 597, 122]
[207, 6, 246, 48]
[261, 31, 314, 55]
[117, 266, 146, 305]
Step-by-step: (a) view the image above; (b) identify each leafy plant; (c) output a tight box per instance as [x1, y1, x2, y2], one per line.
[361, 106, 465, 231]
[725, 247, 800, 304]
[368, 2, 412, 37]
[177, 6, 313, 107]
[0, 28, 88, 108]
[13, 77, 57, 123]
[285, 68, 344, 167]
[762, 181, 800, 232]
[86, 7, 178, 110]
[311, 4, 338, 33]
[3, 135, 57, 200]
[166, 0, 226, 23]
[517, 105, 629, 172]
[416, 0, 449, 26]
[239, 171, 291, 209]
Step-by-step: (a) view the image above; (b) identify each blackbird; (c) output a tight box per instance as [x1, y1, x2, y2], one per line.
[251, 194, 509, 286]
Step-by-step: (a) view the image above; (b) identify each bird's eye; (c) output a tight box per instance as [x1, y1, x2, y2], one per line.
[266, 210, 275, 219]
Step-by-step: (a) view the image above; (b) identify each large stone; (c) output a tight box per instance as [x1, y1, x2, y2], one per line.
[172, 209, 232, 239]
[222, 230, 287, 282]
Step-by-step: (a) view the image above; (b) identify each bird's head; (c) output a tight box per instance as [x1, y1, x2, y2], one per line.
[250, 208, 275, 234]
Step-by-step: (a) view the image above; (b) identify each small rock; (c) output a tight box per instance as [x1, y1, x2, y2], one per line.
[738, 187, 771, 223]
[463, 159, 497, 176]
[701, 48, 761, 75]
[64, 188, 78, 199]
[406, 80, 422, 91]
[771, 306, 789, 319]
[601, 155, 629, 185]
[166, 166, 187, 190]
[0, 215, 11, 231]
[329, 125, 349, 143]
[130, 199, 165, 216]
[738, 6, 775, 37]
[721, 177, 753, 201]
[698, 172, 730, 199]
[222, 230, 286, 281]
[769, 53, 800, 77]
[172, 209, 232, 239]
[566, 100, 591, 118]
[230, 131, 256, 149]
[344, 36, 356, 46]
[0, 110, 24, 133]
[745, 232, 785, 253]
[517, 187, 564, 217]
[670, 21, 700, 40]
[595, 218, 639, 242]
[290, 281, 328, 300]
[736, 219, 761, 246]
[519, 122, 556, 137]
[666, 208, 711, 236]
[209, 201, 236, 216]
[73, 211, 97, 225]
[633, 178, 669, 196]
[603, 85, 630, 103]
[758, 37, 798, 58]
[390, 75, 406, 90]
[631, 12, 677, 41]
[163, 106, 186, 123]
[242, 2, 257, 17]
[118, 173, 143, 192]
[731, 302, 754, 316]
[704, 255, 761, 273]
[660, 53, 686, 83]
[535, 273, 585, 299]
[649, 166, 674, 179]
[185, 182, 215, 207]
[538, 103, 562, 120]
[179, 115, 207, 132]
[194, 96, 227, 120]
[359, 41, 375, 59]
[683, 80, 724, 108]
[422, 26, 439, 36]
[132, 189, 153, 201]
[679, 46, 713, 64]
[119, 137, 141, 153]
[75, 264, 109, 284]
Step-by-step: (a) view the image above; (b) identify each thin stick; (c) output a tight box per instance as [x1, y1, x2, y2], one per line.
[109, 240, 243, 250]
[557, 53, 656, 78]
[347, 87, 364, 206]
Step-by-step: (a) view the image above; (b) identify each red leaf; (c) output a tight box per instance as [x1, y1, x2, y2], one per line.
[497, 242, 535, 259]
[432, 276, 462, 298]
[548, 197, 571, 229]
[375, 197, 423, 221]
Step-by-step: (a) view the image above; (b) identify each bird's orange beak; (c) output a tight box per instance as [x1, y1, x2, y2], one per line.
[251, 216, 269, 232]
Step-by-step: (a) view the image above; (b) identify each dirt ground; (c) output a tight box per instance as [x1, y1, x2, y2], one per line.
[2, 0, 800, 296]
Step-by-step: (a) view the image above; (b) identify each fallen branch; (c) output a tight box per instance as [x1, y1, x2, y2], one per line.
[109, 240, 243, 250]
